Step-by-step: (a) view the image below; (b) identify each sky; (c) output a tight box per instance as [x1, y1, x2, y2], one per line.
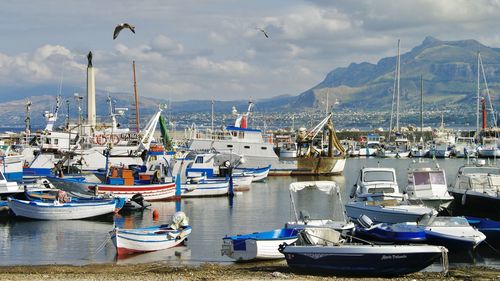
[1, 0, 500, 101]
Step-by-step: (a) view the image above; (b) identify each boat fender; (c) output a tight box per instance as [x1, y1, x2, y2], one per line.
[153, 209, 160, 220]
[461, 190, 467, 205]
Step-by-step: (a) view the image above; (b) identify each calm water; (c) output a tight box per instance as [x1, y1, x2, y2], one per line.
[0, 157, 498, 268]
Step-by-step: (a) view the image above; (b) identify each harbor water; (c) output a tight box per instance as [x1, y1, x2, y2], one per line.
[0, 157, 498, 268]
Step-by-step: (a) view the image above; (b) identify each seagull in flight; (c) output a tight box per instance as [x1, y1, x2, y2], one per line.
[256, 27, 269, 38]
[113, 23, 135, 40]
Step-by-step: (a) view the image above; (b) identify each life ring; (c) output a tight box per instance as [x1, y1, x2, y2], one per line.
[96, 135, 107, 145]
[110, 134, 120, 145]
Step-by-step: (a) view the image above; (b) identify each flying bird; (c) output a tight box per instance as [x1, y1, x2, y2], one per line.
[113, 23, 135, 40]
[256, 27, 269, 38]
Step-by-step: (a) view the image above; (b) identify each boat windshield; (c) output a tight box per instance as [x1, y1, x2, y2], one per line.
[414, 171, 445, 186]
[461, 166, 500, 175]
[363, 171, 394, 182]
[428, 217, 469, 227]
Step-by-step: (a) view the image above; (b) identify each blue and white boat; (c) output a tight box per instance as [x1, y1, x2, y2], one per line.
[280, 228, 448, 276]
[221, 228, 299, 261]
[112, 211, 191, 256]
[233, 165, 271, 182]
[181, 178, 230, 197]
[355, 215, 426, 243]
[7, 197, 118, 220]
[421, 216, 486, 250]
[466, 216, 500, 245]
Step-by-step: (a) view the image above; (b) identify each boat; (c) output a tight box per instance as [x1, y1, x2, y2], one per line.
[350, 167, 404, 201]
[7, 196, 118, 220]
[355, 214, 426, 243]
[279, 227, 448, 276]
[233, 165, 270, 182]
[405, 160, 454, 211]
[420, 216, 486, 250]
[181, 178, 230, 197]
[345, 200, 436, 224]
[187, 102, 278, 170]
[466, 216, 500, 245]
[0, 169, 22, 195]
[285, 181, 355, 235]
[452, 136, 477, 158]
[180, 151, 254, 190]
[271, 113, 347, 175]
[111, 211, 191, 256]
[221, 228, 299, 261]
[448, 161, 500, 220]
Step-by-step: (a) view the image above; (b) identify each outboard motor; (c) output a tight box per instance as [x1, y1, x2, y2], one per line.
[357, 214, 374, 229]
[131, 193, 145, 208]
[170, 211, 189, 230]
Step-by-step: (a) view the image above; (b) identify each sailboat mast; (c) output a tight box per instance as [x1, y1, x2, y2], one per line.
[211, 98, 214, 132]
[396, 39, 401, 133]
[476, 51, 480, 138]
[133, 61, 140, 133]
[420, 75, 423, 136]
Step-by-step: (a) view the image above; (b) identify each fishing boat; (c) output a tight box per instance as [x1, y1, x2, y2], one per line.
[111, 211, 191, 256]
[279, 227, 448, 276]
[405, 160, 453, 211]
[221, 228, 299, 261]
[187, 102, 278, 170]
[271, 113, 347, 175]
[7, 196, 118, 220]
[285, 181, 355, 235]
[0, 169, 22, 195]
[355, 215, 426, 243]
[421, 216, 486, 250]
[448, 161, 500, 220]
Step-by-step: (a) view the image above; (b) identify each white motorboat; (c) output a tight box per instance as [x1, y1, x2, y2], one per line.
[405, 160, 454, 211]
[285, 181, 355, 235]
[350, 167, 405, 201]
[345, 200, 436, 224]
[448, 161, 500, 219]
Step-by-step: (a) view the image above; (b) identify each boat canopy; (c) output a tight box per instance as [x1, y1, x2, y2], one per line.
[289, 181, 338, 194]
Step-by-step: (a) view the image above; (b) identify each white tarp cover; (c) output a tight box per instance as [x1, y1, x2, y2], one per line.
[289, 181, 338, 194]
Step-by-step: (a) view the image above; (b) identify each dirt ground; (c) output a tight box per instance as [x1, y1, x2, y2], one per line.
[0, 262, 498, 281]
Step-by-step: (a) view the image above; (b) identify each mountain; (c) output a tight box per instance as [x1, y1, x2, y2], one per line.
[2, 36, 500, 128]
[296, 36, 500, 111]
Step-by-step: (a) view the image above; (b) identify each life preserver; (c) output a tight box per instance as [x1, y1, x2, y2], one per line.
[96, 135, 107, 145]
[110, 134, 120, 145]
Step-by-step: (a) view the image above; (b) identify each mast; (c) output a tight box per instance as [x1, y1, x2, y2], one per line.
[420, 74, 424, 137]
[476, 51, 480, 138]
[325, 89, 329, 114]
[133, 61, 140, 133]
[396, 39, 401, 133]
[211, 98, 214, 132]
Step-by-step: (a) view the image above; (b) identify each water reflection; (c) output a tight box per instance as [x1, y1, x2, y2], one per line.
[0, 158, 497, 269]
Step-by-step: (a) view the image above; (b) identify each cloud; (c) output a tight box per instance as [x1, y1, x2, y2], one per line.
[190, 57, 252, 75]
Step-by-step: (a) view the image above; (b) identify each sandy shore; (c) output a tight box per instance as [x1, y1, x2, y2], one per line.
[0, 262, 498, 281]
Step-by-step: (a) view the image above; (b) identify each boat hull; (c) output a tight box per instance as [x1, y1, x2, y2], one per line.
[221, 228, 299, 261]
[181, 181, 229, 197]
[112, 226, 192, 256]
[282, 244, 446, 276]
[270, 157, 346, 176]
[345, 202, 434, 224]
[8, 198, 116, 220]
[450, 191, 500, 220]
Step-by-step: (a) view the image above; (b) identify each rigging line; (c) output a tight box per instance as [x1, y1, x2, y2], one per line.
[478, 54, 497, 126]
